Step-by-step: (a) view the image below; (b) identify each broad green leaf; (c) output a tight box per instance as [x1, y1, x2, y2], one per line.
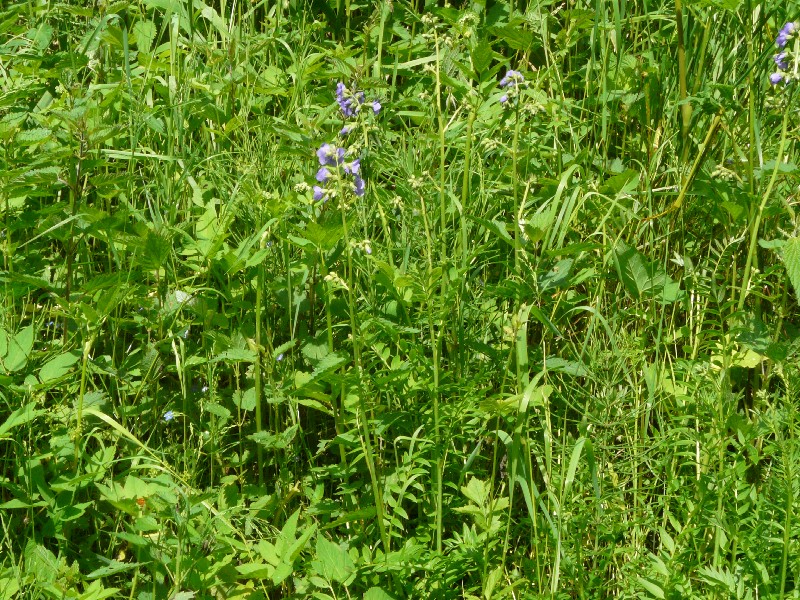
[365, 587, 397, 600]
[24, 541, 58, 584]
[0, 402, 45, 439]
[303, 220, 344, 251]
[312, 537, 354, 584]
[271, 562, 293, 585]
[637, 577, 665, 599]
[78, 581, 121, 600]
[86, 560, 142, 580]
[461, 477, 489, 508]
[38, 351, 80, 383]
[0, 499, 47, 509]
[235, 562, 273, 579]
[132, 19, 156, 51]
[563, 437, 587, 499]
[2, 325, 34, 373]
[613, 240, 683, 304]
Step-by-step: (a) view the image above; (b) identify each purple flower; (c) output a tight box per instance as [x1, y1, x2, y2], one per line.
[336, 82, 356, 117]
[500, 69, 524, 88]
[344, 158, 360, 175]
[316, 167, 331, 182]
[777, 22, 796, 49]
[775, 52, 789, 69]
[770, 72, 784, 85]
[313, 185, 326, 201]
[372, 100, 381, 114]
[353, 175, 365, 197]
[164, 410, 175, 422]
[499, 94, 508, 104]
[317, 143, 345, 166]
[340, 124, 352, 136]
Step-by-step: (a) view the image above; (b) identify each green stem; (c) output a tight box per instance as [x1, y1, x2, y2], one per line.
[340, 195, 389, 551]
[433, 26, 446, 555]
[738, 108, 790, 313]
[254, 233, 266, 485]
[75, 334, 94, 463]
[675, 0, 693, 164]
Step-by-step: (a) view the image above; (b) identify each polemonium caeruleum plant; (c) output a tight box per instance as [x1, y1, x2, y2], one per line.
[771, 22, 798, 85]
[335, 81, 381, 136]
[499, 69, 525, 106]
[313, 82, 379, 202]
[313, 143, 364, 202]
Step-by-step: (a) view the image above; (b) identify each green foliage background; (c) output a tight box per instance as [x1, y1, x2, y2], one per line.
[1, 0, 800, 598]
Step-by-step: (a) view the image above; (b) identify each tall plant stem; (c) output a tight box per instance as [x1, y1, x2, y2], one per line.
[319, 251, 349, 472]
[738, 108, 790, 313]
[75, 334, 94, 463]
[460, 107, 476, 271]
[433, 26, 446, 555]
[341, 203, 390, 552]
[675, 0, 693, 164]
[254, 232, 266, 485]
[512, 105, 522, 278]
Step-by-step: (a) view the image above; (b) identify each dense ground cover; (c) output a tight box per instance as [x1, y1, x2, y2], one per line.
[1, 0, 800, 598]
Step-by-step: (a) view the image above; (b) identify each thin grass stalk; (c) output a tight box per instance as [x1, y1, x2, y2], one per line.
[74, 335, 94, 463]
[254, 232, 266, 485]
[675, 0, 693, 164]
[433, 26, 446, 555]
[737, 103, 791, 313]
[339, 182, 390, 551]
[778, 387, 797, 596]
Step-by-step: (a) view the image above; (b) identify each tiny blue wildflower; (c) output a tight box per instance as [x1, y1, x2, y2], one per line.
[770, 72, 784, 85]
[277, 353, 284, 362]
[313, 185, 326, 201]
[500, 70, 524, 88]
[775, 52, 789, 69]
[317, 143, 345, 166]
[499, 94, 508, 104]
[164, 410, 175, 422]
[336, 82, 356, 117]
[372, 100, 381, 114]
[316, 166, 331, 182]
[340, 124, 352, 136]
[344, 158, 360, 175]
[353, 175, 365, 197]
[777, 22, 796, 49]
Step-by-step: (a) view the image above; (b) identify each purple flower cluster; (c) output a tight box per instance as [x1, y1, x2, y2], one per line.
[335, 82, 381, 123]
[499, 69, 525, 105]
[313, 142, 365, 200]
[771, 22, 797, 85]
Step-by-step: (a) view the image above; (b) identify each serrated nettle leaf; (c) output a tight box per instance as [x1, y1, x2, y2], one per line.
[782, 236, 800, 305]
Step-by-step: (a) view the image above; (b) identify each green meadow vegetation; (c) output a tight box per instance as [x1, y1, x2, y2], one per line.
[2, 0, 800, 597]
